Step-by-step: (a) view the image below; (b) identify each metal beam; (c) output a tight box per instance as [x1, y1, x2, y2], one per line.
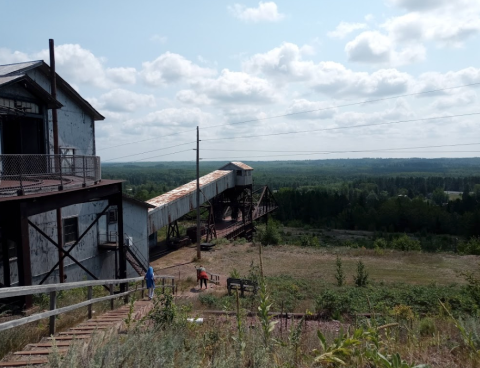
[38, 204, 111, 285]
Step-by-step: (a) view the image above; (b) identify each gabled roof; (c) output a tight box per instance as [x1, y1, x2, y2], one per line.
[0, 60, 104, 120]
[122, 194, 156, 209]
[0, 73, 63, 109]
[218, 161, 254, 171]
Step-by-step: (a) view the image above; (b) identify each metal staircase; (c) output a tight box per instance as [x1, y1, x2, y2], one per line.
[124, 235, 149, 276]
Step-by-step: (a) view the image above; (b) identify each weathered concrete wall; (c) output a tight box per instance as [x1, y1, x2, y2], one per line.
[1, 200, 118, 286]
[26, 69, 95, 155]
[124, 201, 150, 272]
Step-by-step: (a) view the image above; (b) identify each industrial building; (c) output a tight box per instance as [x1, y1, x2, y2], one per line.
[0, 57, 277, 310]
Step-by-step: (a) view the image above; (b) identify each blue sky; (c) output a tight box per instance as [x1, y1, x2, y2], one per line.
[1, 0, 480, 161]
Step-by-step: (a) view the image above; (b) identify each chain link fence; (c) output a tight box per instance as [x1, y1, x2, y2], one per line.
[0, 154, 101, 197]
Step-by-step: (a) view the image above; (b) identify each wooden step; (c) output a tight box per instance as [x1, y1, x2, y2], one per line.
[48, 335, 90, 340]
[14, 348, 68, 355]
[69, 326, 108, 331]
[0, 360, 48, 367]
[28, 342, 72, 348]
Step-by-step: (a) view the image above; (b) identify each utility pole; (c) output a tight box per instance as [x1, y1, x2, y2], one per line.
[196, 126, 201, 260]
[49, 39, 65, 283]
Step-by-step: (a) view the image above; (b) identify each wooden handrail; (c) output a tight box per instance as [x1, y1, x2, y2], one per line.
[0, 275, 175, 333]
[0, 275, 173, 299]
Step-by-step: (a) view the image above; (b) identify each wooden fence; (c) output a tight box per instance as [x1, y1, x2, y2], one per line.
[0, 275, 175, 334]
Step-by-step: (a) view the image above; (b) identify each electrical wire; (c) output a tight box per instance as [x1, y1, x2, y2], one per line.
[200, 82, 480, 130]
[201, 142, 480, 154]
[123, 148, 194, 163]
[202, 112, 480, 142]
[103, 141, 196, 162]
[98, 128, 197, 151]
[96, 81, 480, 152]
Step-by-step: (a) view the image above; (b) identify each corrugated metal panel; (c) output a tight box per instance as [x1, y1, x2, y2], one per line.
[147, 170, 234, 233]
[0, 74, 24, 87]
[0, 61, 42, 77]
[231, 162, 253, 170]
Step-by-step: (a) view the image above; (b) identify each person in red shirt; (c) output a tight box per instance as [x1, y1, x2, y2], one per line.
[196, 265, 208, 289]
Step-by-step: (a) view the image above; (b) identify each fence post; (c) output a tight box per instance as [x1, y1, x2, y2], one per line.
[82, 156, 86, 187]
[87, 286, 93, 319]
[124, 281, 129, 304]
[49, 291, 57, 335]
[58, 155, 63, 190]
[171, 278, 175, 295]
[162, 278, 165, 294]
[141, 280, 145, 299]
[110, 284, 114, 310]
[18, 156, 24, 196]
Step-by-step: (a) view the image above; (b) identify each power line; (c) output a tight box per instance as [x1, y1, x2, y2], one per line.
[98, 128, 197, 151]
[200, 82, 480, 130]
[97, 81, 480, 152]
[202, 112, 480, 142]
[201, 151, 480, 160]
[201, 142, 480, 154]
[104, 141, 196, 162]
[123, 148, 194, 163]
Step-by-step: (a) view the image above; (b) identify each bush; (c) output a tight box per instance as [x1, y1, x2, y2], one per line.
[419, 317, 436, 336]
[199, 294, 218, 308]
[458, 237, 480, 255]
[391, 234, 421, 251]
[353, 261, 369, 287]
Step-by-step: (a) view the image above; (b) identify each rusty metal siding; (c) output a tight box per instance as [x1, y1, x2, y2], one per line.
[26, 69, 95, 155]
[147, 170, 234, 233]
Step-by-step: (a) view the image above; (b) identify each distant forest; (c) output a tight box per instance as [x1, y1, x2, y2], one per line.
[103, 157, 480, 238]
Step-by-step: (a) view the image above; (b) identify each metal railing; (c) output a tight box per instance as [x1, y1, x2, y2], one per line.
[0, 275, 175, 334]
[0, 154, 101, 196]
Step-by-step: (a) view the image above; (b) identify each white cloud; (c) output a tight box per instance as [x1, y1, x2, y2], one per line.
[229, 1, 285, 23]
[345, 31, 425, 66]
[0, 48, 29, 64]
[190, 69, 279, 105]
[122, 107, 214, 136]
[364, 14, 374, 22]
[244, 42, 414, 97]
[384, 0, 480, 47]
[105, 67, 137, 85]
[328, 22, 367, 39]
[150, 34, 168, 44]
[345, 31, 392, 63]
[90, 89, 156, 112]
[141, 52, 216, 87]
[176, 89, 212, 105]
[285, 99, 337, 120]
[430, 90, 477, 110]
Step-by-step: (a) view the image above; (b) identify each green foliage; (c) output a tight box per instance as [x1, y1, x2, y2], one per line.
[316, 283, 477, 317]
[354, 260, 369, 287]
[391, 235, 422, 252]
[300, 234, 320, 247]
[418, 318, 436, 336]
[335, 255, 346, 287]
[458, 237, 480, 255]
[230, 268, 241, 278]
[150, 293, 177, 327]
[199, 294, 218, 308]
[256, 219, 282, 246]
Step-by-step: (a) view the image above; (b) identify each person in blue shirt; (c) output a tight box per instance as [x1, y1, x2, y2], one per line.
[145, 266, 155, 300]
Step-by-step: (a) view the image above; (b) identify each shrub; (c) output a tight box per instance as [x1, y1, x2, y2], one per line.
[335, 255, 346, 287]
[419, 318, 436, 336]
[458, 237, 480, 255]
[199, 294, 218, 308]
[353, 261, 369, 287]
[391, 234, 421, 251]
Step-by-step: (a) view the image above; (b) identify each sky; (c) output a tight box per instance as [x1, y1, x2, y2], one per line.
[1, 0, 480, 162]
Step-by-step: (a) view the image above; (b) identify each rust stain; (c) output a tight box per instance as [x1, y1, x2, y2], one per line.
[147, 170, 231, 209]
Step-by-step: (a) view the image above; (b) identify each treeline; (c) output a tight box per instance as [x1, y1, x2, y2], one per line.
[274, 183, 480, 237]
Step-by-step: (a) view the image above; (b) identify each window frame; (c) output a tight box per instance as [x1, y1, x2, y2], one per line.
[63, 217, 79, 245]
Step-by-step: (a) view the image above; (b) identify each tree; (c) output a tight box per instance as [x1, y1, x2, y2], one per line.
[335, 255, 346, 287]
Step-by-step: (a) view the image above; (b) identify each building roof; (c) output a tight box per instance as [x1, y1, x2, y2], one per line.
[122, 194, 155, 209]
[219, 161, 253, 171]
[0, 60, 104, 120]
[146, 170, 231, 209]
[0, 74, 63, 109]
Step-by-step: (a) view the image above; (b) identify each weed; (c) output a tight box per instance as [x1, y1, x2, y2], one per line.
[335, 255, 346, 287]
[354, 260, 369, 287]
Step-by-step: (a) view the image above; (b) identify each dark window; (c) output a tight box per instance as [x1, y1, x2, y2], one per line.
[63, 217, 79, 244]
[108, 209, 118, 223]
[236, 170, 242, 176]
